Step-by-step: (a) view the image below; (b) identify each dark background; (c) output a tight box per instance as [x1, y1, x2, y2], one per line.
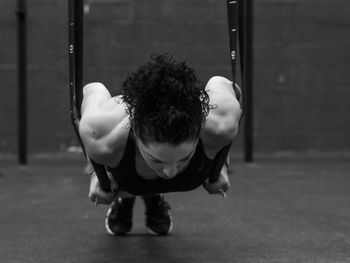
[1, 0, 349, 155]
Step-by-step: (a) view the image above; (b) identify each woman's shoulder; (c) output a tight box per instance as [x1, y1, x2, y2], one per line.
[205, 76, 241, 117]
[203, 77, 242, 137]
[79, 96, 131, 167]
[80, 96, 127, 139]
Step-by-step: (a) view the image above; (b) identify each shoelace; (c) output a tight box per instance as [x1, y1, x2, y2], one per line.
[112, 198, 134, 219]
[146, 198, 171, 218]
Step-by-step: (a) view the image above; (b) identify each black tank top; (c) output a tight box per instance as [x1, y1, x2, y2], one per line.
[107, 132, 214, 195]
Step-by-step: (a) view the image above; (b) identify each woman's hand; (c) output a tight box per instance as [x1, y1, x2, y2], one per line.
[203, 166, 230, 198]
[85, 164, 118, 205]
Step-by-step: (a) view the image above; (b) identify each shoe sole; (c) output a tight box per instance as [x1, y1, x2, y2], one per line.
[105, 206, 132, 236]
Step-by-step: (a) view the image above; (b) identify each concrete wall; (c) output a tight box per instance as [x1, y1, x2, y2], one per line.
[0, 0, 349, 155]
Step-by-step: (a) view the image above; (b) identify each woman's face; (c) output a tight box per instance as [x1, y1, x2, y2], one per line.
[135, 138, 198, 180]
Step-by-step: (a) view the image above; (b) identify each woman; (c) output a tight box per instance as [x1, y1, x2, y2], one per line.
[79, 54, 242, 235]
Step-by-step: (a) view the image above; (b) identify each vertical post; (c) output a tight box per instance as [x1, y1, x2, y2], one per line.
[243, 0, 254, 162]
[17, 0, 27, 165]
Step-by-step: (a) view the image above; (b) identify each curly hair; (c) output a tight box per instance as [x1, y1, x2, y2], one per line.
[121, 54, 210, 145]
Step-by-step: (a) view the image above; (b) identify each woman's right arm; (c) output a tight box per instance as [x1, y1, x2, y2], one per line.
[79, 83, 129, 204]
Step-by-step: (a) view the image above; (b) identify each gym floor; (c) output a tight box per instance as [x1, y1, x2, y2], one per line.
[1, 154, 349, 263]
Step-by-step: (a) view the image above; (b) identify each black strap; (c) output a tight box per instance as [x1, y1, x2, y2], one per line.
[68, 0, 112, 192]
[208, 143, 232, 183]
[89, 159, 111, 192]
[205, 1, 243, 183]
[227, 0, 244, 113]
[227, 0, 239, 85]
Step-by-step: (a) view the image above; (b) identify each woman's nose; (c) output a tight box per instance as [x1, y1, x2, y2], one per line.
[162, 165, 178, 179]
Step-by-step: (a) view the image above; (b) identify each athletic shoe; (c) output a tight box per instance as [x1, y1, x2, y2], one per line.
[105, 196, 136, 235]
[142, 194, 173, 235]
